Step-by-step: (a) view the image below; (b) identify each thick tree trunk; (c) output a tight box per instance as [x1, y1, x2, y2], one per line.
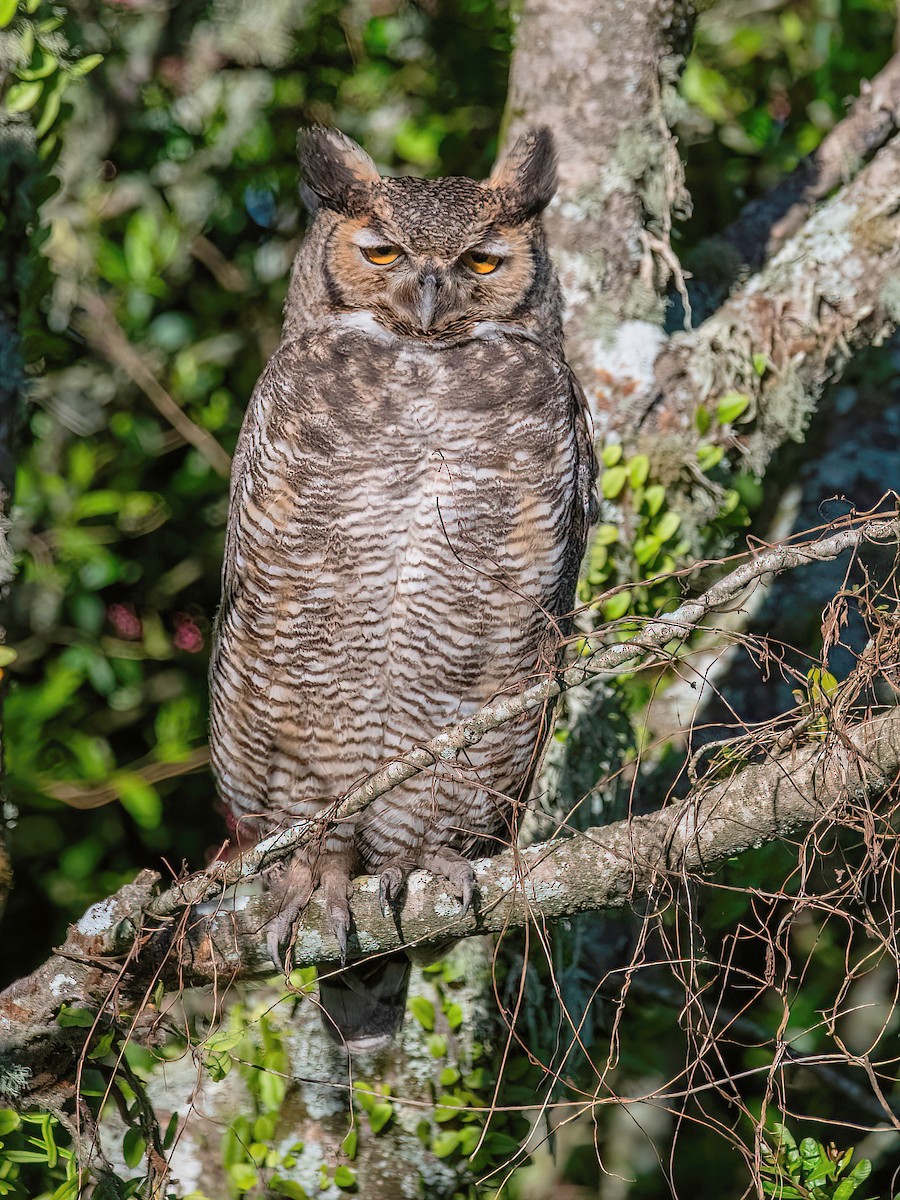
[503, 0, 697, 427]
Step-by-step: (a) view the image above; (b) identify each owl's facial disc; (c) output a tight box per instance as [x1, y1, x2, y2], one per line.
[341, 222, 533, 337]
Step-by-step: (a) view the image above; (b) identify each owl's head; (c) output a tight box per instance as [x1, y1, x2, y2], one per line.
[289, 126, 560, 343]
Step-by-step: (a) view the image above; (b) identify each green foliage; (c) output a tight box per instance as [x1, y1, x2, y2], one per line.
[762, 1124, 873, 1200]
[580, 433, 756, 623]
[0, 1110, 86, 1200]
[2, 0, 515, 987]
[0, 0, 102, 358]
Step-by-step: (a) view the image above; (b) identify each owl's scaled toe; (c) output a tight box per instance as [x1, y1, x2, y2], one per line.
[266, 905, 299, 974]
[417, 849, 477, 916]
[459, 870, 475, 916]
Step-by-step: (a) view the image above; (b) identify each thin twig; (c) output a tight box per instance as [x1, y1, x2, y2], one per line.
[76, 290, 232, 478]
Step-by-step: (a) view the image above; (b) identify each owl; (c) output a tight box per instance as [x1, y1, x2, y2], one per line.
[209, 126, 597, 1052]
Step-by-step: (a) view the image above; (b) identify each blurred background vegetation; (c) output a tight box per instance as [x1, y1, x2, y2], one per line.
[1, 0, 899, 1196]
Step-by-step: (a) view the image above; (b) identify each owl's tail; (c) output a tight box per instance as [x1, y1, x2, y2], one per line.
[318, 955, 411, 1054]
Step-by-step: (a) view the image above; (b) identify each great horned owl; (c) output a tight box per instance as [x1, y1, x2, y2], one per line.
[209, 126, 596, 1052]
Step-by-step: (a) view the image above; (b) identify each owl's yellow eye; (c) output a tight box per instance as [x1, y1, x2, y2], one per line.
[461, 250, 502, 275]
[361, 245, 402, 266]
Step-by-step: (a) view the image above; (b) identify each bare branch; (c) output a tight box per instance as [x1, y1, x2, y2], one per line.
[76, 291, 233, 478]
[702, 49, 900, 292]
[638, 135, 900, 467]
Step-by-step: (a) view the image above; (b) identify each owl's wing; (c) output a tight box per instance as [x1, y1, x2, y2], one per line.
[565, 365, 600, 554]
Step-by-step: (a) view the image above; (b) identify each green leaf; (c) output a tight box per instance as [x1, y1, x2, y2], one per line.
[628, 455, 650, 488]
[86, 1028, 115, 1059]
[0, 646, 16, 667]
[333, 1166, 357, 1190]
[340, 1128, 358, 1160]
[368, 1102, 393, 1134]
[34, 77, 65, 138]
[439, 1066, 460, 1086]
[204, 1028, 244, 1053]
[846, 1159, 872, 1186]
[752, 352, 769, 376]
[654, 511, 681, 543]
[432, 1131, 461, 1158]
[601, 590, 632, 621]
[0, 0, 17, 27]
[271, 1181, 309, 1200]
[593, 523, 619, 546]
[833, 1177, 863, 1200]
[205, 1051, 233, 1081]
[483, 1133, 522, 1156]
[56, 1006, 96, 1028]
[228, 1163, 259, 1193]
[716, 392, 750, 424]
[427, 1034, 447, 1058]
[643, 484, 666, 517]
[49, 1178, 80, 1200]
[271, 1180, 308, 1200]
[70, 53, 103, 77]
[0, 1111, 21, 1136]
[114, 773, 162, 829]
[5, 80, 43, 112]
[443, 1002, 463, 1030]
[163, 1111, 179, 1150]
[695, 405, 711, 435]
[457, 1126, 482, 1156]
[601, 466, 628, 499]
[408, 996, 435, 1030]
[601, 443, 622, 468]
[122, 1128, 145, 1169]
[697, 443, 725, 472]
[633, 535, 661, 565]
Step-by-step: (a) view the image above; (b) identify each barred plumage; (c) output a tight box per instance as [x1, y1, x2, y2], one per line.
[209, 127, 596, 1051]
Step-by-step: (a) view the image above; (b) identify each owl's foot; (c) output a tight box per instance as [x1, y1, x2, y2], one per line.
[417, 847, 476, 915]
[267, 849, 353, 970]
[377, 848, 476, 919]
[378, 861, 413, 919]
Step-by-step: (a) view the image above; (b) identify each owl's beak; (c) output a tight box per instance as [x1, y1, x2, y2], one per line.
[417, 271, 438, 331]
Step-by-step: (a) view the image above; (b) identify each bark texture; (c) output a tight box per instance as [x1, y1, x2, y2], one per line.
[503, 0, 696, 421]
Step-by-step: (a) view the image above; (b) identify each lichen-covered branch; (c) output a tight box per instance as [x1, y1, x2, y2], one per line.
[698, 48, 900, 299]
[2, 705, 898, 1107]
[641, 134, 900, 470]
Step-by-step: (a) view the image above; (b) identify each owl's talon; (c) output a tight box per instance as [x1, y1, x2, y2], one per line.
[416, 849, 477, 916]
[329, 908, 349, 965]
[460, 874, 475, 916]
[378, 864, 407, 918]
[266, 907, 298, 974]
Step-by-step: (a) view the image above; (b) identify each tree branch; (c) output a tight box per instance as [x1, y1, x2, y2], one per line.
[703, 48, 900, 294]
[638, 134, 900, 469]
[76, 290, 233, 478]
[2, 705, 898, 1105]
[139, 514, 900, 917]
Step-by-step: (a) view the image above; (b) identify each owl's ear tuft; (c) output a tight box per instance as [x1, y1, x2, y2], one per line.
[298, 127, 380, 212]
[490, 127, 558, 219]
